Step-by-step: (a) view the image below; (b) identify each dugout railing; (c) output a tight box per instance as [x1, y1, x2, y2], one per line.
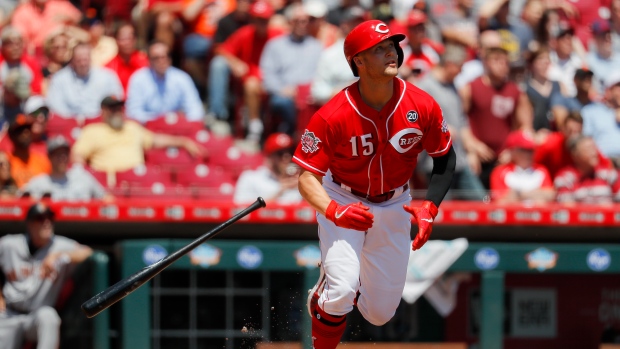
[113, 240, 620, 349]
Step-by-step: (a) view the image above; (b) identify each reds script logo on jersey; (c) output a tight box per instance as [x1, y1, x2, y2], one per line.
[301, 129, 321, 153]
[389, 128, 423, 153]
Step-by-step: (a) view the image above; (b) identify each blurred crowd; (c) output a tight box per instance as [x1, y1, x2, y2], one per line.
[0, 0, 618, 205]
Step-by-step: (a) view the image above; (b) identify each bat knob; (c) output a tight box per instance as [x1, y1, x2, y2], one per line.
[257, 197, 267, 208]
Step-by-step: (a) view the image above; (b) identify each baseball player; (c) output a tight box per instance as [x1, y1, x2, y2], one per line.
[0, 203, 93, 349]
[292, 20, 456, 348]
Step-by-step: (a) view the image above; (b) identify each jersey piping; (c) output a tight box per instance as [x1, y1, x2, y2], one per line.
[293, 156, 327, 175]
[344, 78, 407, 195]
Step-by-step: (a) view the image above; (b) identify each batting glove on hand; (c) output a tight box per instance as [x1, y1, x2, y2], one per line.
[325, 200, 374, 231]
[403, 200, 438, 251]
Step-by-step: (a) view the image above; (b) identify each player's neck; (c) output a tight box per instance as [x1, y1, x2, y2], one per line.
[357, 77, 394, 111]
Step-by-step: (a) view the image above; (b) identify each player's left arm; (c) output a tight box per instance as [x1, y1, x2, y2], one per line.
[404, 101, 457, 250]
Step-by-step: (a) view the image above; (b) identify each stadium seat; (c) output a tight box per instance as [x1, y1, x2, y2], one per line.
[114, 165, 172, 197]
[83, 166, 109, 188]
[144, 113, 203, 136]
[127, 182, 192, 200]
[208, 145, 264, 180]
[175, 164, 236, 201]
[144, 147, 202, 174]
[47, 115, 81, 144]
[192, 129, 234, 155]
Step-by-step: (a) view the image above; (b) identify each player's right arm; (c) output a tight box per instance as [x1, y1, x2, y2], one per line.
[298, 169, 330, 215]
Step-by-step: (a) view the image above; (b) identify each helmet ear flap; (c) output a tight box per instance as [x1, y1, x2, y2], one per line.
[394, 39, 404, 69]
[350, 56, 360, 77]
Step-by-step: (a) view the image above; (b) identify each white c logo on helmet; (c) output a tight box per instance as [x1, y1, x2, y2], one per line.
[375, 23, 389, 34]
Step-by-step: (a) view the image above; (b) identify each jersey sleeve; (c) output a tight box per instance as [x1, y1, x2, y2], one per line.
[292, 114, 331, 176]
[422, 99, 452, 157]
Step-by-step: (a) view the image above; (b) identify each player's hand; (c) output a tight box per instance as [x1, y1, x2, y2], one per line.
[40, 254, 61, 280]
[325, 200, 374, 231]
[403, 200, 438, 251]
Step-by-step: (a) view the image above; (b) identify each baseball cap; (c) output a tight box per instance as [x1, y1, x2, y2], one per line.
[341, 6, 367, 23]
[23, 95, 48, 115]
[101, 96, 125, 108]
[263, 132, 293, 155]
[250, 1, 274, 19]
[574, 68, 593, 80]
[8, 114, 33, 135]
[592, 19, 611, 36]
[604, 70, 620, 89]
[406, 9, 427, 27]
[504, 130, 536, 150]
[47, 135, 70, 154]
[304, 0, 328, 19]
[26, 202, 55, 221]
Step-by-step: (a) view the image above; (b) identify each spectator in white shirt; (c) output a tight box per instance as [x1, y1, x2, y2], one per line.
[234, 132, 302, 205]
[46, 43, 123, 120]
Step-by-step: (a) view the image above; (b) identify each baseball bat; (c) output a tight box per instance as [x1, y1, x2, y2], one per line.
[81, 197, 267, 318]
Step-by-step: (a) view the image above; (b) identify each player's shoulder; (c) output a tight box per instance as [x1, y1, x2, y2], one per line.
[0, 233, 25, 247]
[313, 85, 356, 123]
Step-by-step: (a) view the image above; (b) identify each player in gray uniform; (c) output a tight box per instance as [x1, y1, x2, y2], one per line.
[0, 203, 92, 349]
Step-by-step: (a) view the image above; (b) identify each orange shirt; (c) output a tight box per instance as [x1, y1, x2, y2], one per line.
[8, 151, 51, 188]
[183, 0, 236, 38]
[11, 1, 82, 54]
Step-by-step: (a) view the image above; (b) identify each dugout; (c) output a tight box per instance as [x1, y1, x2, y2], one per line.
[111, 240, 620, 349]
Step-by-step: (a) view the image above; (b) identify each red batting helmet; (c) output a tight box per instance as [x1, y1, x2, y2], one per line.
[344, 20, 406, 77]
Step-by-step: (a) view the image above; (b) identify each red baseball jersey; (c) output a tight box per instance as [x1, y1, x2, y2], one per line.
[293, 77, 452, 197]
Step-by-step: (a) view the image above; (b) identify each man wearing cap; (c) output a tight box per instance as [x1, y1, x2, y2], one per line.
[400, 9, 441, 83]
[580, 72, 620, 168]
[0, 95, 49, 155]
[311, 6, 366, 104]
[587, 19, 620, 95]
[0, 203, 92, 349]
[259, 3, 323, 141]
[47, 43, 124, 120]
[478, 0, 533, 64]
[207, 1, 283, 131]
[490, 130, 555, 204]
[293, 20, 456, 348]
[72, 96, 204, 174]
[20, 135, 109, 201]
[5, 114, 50, 188]
[233, 132, 302, 205]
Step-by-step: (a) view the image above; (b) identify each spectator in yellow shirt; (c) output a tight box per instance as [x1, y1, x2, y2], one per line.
[71, 96, 205, 174]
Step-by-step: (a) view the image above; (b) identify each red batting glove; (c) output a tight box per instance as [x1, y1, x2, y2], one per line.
[325, 200, 374, 231]
[403, 200, 439, 251]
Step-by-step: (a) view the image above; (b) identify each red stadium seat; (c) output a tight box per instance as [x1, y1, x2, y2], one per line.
[144, 113, 203, 136]
[144, 147, 202, 173]
[83, 166, 110, 188]
[47, 115, 81, 144]
[176, 164, 236, 201]
[208, 145, 265, 180]
[127, 182, 192, 200]
[192, 129, 234, 155]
